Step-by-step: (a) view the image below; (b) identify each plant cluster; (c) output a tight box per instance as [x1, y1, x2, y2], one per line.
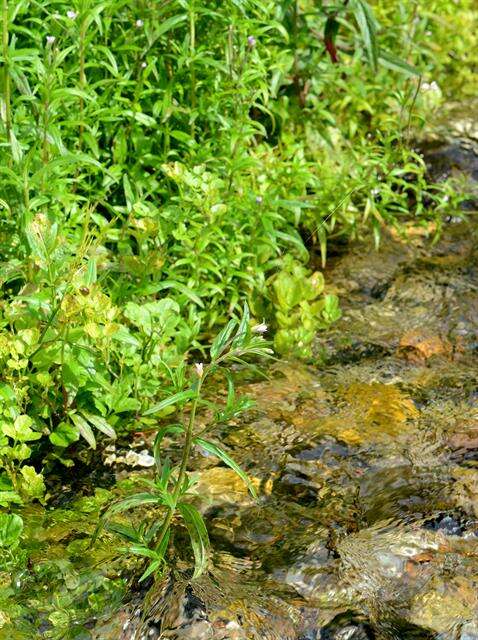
[0, 0, 474, 625]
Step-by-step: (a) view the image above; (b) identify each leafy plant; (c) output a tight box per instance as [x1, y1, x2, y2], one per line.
[269, 256, 341, 358]
[97, 305, 271, 580]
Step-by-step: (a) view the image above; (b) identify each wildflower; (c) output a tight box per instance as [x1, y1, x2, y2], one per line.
[194, 362, 204, 377]
[252, 323, 267, 334]
[66, 10, 77, 19]
[141, 61, 147, 68]
[46, 35, 56, 45]
[135, 18, 144, 28]
[255, 195, 263, 204]
[422, 81, 440, 93]
[247, 35, 256, 47]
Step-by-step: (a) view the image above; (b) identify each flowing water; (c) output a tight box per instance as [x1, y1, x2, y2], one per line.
[3, 132, 478, 639]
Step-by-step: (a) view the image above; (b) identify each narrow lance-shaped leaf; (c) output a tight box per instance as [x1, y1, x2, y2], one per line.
[194, 438, 257, 498]
[231, 302, 250, 349]
[102, 493, 161, 520]
[81, 411, 116, 439]
[210, 318, 237, 360]
[378, 51, 420, 77]
[70, 413, 96, 449]
[143, 389, 197, 416]
[352, 0, 379, 71]
[139, 527, 170, 582]
[92, 493, 161, 544]
[178, 503, 209, 578]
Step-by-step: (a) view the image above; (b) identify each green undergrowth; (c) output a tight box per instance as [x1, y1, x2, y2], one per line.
[0, 0, 477, 634]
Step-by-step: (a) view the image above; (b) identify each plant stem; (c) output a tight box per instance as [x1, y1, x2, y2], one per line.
[189, 0, 196, 138]
[79, 18, 86, 149]
[2, 0, 11, 144]
[154, 377, 203, 553]
[292, 0, 300, 103]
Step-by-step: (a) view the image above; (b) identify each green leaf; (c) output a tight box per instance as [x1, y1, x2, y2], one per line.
[210, 318, 237, 360]
[178, 502, 209, 578]
[9, 129, 23, 164]
[103, 493, 160, 519]
[80, 411, 116, 439]
[20, 465, 46, 500]
[139, 526, 170, 582]
[93, 492, 162, 543]
[129, 544, 160, 560]
[3, 415, 42, 442]
[378, 51, 420, 77]
[352, 0, 379, 71]
[155, 14, 187, 39]
[69, 413, 96, 449]
[143, 389, 196, 416]
[85, 258, 97, 285]
[231, 303, 250, 349]
[143, 281, 204, 308]
[139, 559, 162, 582]
[0, 491, 23, 507]
[0, 513, 23, 548]
[49, 422, 80, 448]
[194, 438, 257, 498]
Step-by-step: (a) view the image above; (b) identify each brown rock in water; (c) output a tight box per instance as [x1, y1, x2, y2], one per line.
[398, 330, 452, 362]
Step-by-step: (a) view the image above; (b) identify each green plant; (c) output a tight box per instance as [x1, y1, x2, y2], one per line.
[97, 305, 271, 580]
[269, 256, 341, 358]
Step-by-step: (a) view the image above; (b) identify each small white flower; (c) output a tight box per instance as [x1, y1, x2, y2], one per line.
[46, 35, 56, 45]
[135, 18, 144, 28]
[66, 10, 77, 19]
[255, 195, 263, 204]
[141, 61, 147, 68]
[194, 362, 204, 377]
[252, 323, 267, 334]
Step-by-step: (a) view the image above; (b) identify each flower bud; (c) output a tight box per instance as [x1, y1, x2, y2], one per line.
[252, 323, 267, 334]
[194, 362, 204, 377]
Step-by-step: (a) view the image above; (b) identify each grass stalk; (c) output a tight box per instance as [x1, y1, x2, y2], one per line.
[79, 18, 86, 149]
[189, 0, 196, 138]
[2, 0, 11, 145]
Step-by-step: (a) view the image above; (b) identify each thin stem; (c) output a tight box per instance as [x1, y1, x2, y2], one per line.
[292, 0, 300, 102]
[2, 0, 11, 144]
[154, 376, 204, 552]
[79, 19, 86, 149]
[189, 0, 196, 138]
